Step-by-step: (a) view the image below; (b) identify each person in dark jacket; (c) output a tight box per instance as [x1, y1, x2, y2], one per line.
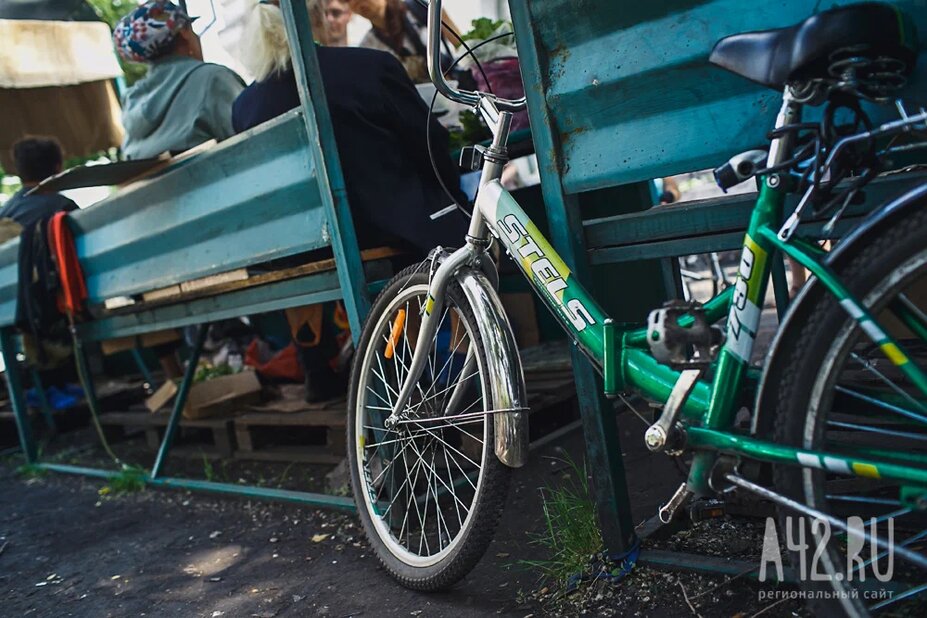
[233, 0, 467, 402]
[0, 137, 77, 228]
[232, 0, 467, 254]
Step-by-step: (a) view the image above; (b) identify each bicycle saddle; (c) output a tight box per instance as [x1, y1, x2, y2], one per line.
[709, 3, 918, 91]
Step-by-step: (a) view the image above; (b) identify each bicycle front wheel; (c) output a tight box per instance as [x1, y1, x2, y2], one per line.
[347, 265, 511, 590]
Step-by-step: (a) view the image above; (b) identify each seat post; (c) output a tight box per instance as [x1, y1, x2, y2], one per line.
[767, 87, 802, 169]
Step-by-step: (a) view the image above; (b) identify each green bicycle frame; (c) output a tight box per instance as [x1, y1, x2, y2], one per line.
[475, 174, 927, 493]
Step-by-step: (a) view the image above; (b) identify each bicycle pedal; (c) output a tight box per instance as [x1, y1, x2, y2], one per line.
[647, 300, 722, 369]
[688, 498, 726, 523]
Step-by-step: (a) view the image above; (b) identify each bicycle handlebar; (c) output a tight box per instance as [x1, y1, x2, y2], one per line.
[425, 0, 527, 113]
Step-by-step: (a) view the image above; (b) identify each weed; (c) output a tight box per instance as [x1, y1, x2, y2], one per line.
[276, 461, 297, 487]
[520, 456, 603, 585]
[99, 465, 147, 495]
[202, 454, 216, 482]
[16, 463, 47, 479]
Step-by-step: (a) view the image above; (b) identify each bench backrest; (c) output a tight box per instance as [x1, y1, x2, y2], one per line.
[510, 0, 927, 195]
[0, 111, 327, 326]
[76, 112, 325, 301]
[0, 1, 369, 335]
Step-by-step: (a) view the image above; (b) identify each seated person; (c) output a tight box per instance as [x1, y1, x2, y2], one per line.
[323, 0, 353, 47]
[113, 1, 245, 159]
[233, 0, 467, 254]
[233, 0, 468, 401]
[349, 0, 456, 84]
[0, 136, 77, 228]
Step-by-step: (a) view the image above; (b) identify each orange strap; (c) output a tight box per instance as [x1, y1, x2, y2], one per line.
[47, 212, 87, 317]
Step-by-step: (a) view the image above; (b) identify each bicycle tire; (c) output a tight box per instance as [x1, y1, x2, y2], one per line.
[347, 264, 512, 591]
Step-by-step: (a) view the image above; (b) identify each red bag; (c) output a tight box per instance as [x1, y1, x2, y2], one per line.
[244, 339, 304, 382]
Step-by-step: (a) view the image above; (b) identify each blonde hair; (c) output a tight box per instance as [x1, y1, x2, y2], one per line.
[240, 0, 329, 82]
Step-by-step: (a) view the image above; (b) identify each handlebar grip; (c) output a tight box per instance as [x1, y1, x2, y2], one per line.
[426, 0, 527, 112]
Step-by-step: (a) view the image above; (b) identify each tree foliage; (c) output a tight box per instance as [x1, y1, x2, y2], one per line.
[85, 0, 148, 86]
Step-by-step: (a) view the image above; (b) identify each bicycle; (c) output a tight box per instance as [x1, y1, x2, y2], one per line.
[347, 2, 927, 614]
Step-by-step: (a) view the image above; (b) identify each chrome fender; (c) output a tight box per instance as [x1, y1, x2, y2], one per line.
[455, 267, 529, 468]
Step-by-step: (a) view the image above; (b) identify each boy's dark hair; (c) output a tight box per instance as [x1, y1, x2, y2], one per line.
[11, 136, 64, 183]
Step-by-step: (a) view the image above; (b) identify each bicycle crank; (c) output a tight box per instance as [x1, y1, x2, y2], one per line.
[645, 368, 702, 452]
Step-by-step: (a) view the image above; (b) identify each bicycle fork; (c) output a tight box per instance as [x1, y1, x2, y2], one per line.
[383, 100, 530, 467]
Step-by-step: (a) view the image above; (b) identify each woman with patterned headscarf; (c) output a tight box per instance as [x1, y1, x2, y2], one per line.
[113, 1, 245, 159]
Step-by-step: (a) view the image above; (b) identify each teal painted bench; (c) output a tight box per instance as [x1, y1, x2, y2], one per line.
[0, 1, 368, 511]
[0, 111, 369, 341]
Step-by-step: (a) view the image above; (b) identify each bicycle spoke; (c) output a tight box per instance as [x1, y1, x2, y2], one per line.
[413, 438, 433, 556]
[366, 385, 394, 409]
[443, 443, 465, 529]
[835, 385, 927, 426]
[407, 420, 482, 469]
[409, 435, 474, 514]
[871, 582, 927, 611]
[891, 293, 927, 342]
[386, 332, 438, 413]
[827, 419, 927, 443]
[410, 372, 480, 413]
[850, 352, 927, 414]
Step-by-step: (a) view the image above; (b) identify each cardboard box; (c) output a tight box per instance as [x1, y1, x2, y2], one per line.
[144, 370, 263, 420]
[185, 370, 262, 420]
[145, 379, 178, 413]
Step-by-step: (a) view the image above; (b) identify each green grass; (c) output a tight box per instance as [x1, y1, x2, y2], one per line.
[202, 454, 217, 482]
[520, 457, 603, 585]
[99, 465, 147, 495]
[16, 463, 48, 479]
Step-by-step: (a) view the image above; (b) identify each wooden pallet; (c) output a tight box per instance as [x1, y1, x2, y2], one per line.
[233, 405, 346, 464]
[521, 341, 576, 411]
[231, 343, 577, 464]
[98, 410, 234, 458]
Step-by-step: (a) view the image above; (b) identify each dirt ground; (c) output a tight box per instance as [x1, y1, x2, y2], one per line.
[0, 402, 814, 618]
[0, 268, 813, 617]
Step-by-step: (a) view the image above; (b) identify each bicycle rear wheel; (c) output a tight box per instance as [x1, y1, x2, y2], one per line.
[347, 265, 511, 590]
[771, 207, 927, 616]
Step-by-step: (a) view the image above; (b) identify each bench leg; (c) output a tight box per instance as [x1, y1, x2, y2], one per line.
[235, 425, 254, 452]
[574, 357, 638, 554]
[29, 368, 57, 434]
[131, 347, 157, 395]
[151, 324, 208, 479]
[144, 428, 162, 451]
[0, 329, 37, 463]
